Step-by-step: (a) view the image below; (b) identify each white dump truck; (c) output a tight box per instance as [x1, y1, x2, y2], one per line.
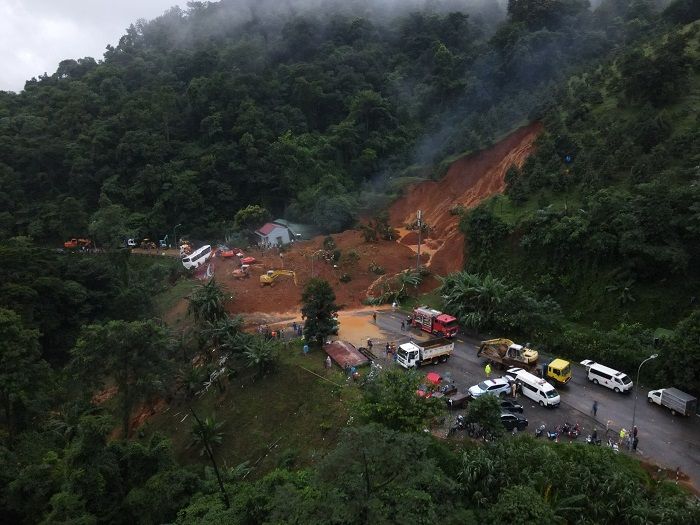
[396, 337, 454, 369]
[647, 388, 697, 416]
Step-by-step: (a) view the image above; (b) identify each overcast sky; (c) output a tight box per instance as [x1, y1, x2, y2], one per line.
[0, 0, 184, 92]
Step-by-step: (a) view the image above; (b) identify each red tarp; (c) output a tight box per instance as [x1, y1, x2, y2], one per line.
[425, 372, 442, 386]
[324, 340, 370, 369]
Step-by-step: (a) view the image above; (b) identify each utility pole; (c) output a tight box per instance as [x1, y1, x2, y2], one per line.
[416, 210, 422, 271]
[173, 223, 182, 249]
[630, 353, 658, 450]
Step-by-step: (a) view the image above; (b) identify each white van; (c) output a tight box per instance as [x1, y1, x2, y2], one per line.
[580, 360, 633, 393]
[182, 245, 212, 270]
[514, 369, 560, 407]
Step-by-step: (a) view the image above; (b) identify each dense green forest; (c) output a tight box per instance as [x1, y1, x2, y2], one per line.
[0, 0, 671, 242]
[453, 6, 700, 396]
[2, 0, 700, 523]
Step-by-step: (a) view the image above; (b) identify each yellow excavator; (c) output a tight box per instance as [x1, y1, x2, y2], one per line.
[260, 270, 297, 287]
[477, 338, 539, 365]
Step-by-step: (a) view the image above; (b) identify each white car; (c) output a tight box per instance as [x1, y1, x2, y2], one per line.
[468, 378, 511, 399]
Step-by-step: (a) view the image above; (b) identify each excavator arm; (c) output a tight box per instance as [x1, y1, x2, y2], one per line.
[260, 270, 297, 286]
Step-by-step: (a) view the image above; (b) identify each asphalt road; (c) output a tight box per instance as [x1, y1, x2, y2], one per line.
[368, 310, 700, 487]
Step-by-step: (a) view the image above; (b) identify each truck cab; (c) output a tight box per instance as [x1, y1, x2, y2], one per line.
[397, 342, 421, 368]
[546, 358, 572, 385]
[647, 389, 663, 406]
[410, 307, 459, 338]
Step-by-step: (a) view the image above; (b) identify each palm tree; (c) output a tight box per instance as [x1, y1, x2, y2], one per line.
[203, 315, 245, 352]
[188, 279, 229, 326]
[176, 365, 207, 398]
[606, 278, 636, 305]
[243, 337, 279, 379]
[48, 401, 102, 444]
[542, 484, 586, 524]
[189, 410, 229, 508]
[190, 413, 225, 456]
[477, 273, 508, 322]
[397, 269, 422, 297]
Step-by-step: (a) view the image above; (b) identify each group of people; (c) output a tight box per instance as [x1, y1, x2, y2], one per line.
[257, 321, 305, 340]
[592, 403, 640, 451]
[618, 425, 640, 451]
[365, 338, 399, 362]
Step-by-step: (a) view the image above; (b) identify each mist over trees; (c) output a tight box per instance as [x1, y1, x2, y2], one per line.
[0, 0, 666, 241]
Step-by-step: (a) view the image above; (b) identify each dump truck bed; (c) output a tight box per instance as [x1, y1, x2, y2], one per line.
[420, 337, 451, 349]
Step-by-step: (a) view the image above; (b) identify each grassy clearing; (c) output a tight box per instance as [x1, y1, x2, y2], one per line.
[154, 278, 198, 318]
[143, 342, 358, 477]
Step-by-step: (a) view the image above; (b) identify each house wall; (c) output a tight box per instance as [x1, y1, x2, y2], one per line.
[259, 226, 291, 246]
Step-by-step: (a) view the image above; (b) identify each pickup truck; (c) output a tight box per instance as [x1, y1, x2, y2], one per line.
[647, 388, 697, 416]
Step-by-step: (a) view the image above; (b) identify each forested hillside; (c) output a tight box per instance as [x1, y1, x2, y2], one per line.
[2, 1, 700, 523]
[455, 8, 700, 395]
[0, 0, 661, 242]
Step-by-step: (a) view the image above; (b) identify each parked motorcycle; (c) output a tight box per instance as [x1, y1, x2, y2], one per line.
[567, 422, 582, 439]
[535, 424, 546, 438]
[607, 438, 619, 453]
[558, 422, 581, 440]
[448, 415, 466, 436]
[547, 428, 559, 440]
[586, 434, 602, 445]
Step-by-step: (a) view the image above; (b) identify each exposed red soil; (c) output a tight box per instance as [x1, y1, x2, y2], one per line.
[92, 386, 118, 404]
[165, 122, 542, 325]
[389, 122, 543, 274]
[400, 231, 419, 245]
[130, 398, 168, 433]
[215, 229, 420, 315]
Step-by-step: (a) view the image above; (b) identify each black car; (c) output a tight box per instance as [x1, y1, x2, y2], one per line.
[500, 400, 524, 413]
[500, 412, 528, 431]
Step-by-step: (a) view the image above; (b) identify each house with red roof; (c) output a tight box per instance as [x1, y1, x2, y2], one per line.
[255, 222, 292, 247]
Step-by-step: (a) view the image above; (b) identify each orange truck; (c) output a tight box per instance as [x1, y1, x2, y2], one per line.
[64, 238, 92, 249]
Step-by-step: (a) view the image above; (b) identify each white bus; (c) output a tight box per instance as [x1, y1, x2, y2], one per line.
[182, 245, 212, 270]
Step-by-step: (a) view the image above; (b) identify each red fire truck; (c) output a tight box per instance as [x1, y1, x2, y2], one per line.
[409, 307, 459, 338]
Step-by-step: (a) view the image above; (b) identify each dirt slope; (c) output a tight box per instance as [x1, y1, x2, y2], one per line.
[215, 229, 419, 316]
[389, 122, 543, 274]
[165, 122, 542, 323]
